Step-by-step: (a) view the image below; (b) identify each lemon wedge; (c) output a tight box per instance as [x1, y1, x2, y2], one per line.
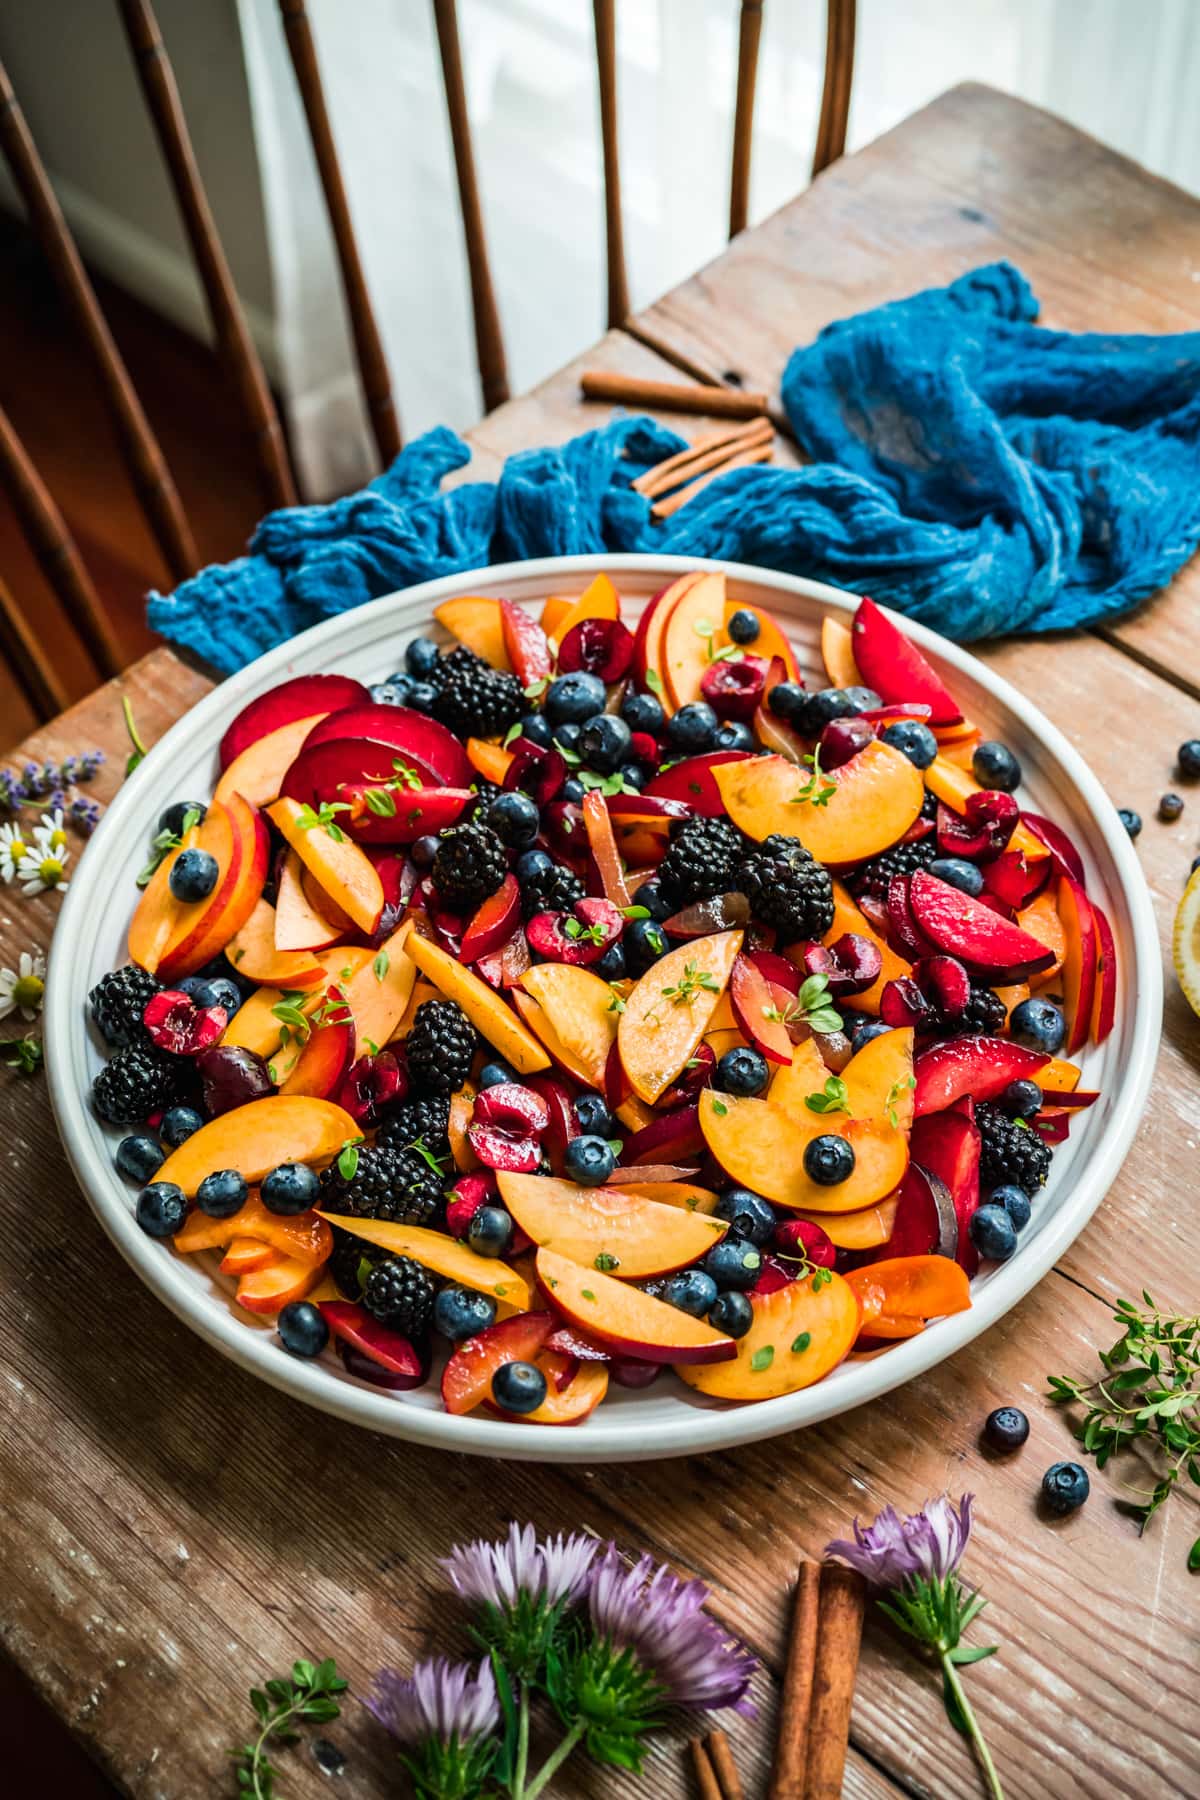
[1173, 867, 1200, 1019]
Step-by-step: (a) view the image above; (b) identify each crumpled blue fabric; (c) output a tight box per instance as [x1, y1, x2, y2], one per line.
[148, 261, 1200, 671]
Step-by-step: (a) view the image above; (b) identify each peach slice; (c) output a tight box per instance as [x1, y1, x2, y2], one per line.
[714, 743, 924, 863]
[400, 926, 550, 1073]
[618, 930, 742, 1104]
[1039, 1056, 1082, 1094]
[540, 594, 573, 635]
[729, 953, 793, 1066]
[535, 1248, 735, 1365]
[268, 796, 384, 935]
[128, 818, 202, 972]
[811, 880, 912, 1016]
[219, 1236, 275, 1275]
[1090, 899, 1117, 1045]
[158, 1096, 357, 1196]
[433, 596, 511, 669]
[466, 738, 514, 785]
[502, 1360, 609, 1425]
[924, 758, 1046, 861]
[226, 896, 325, 988]
[677, 1267, 860, 1399]
[726, 598, 800, 683]
[154, 794, 270, 984]
[337, 922, 417, 1056]
[220, 948, 372, 1069]
[767, 1037, 830, 1117]
[1020, 887, 1068, 991]
[698, 1090, 908, 1213]
[520, 964, 619, 1089]
[320, 1212, 529, 1309]
[788, 1197, 900, 1251]
[496, 1172, 726, 1278]
[236, 1252, 324, 1314]
[635, 573, 701, 701]
[175, 1190, 334, 1267]
[619, 1181, 720, 1215]
[821, 615, 862, 688]
[662, 571, 727, 710]
[1057, 876, 1097, 1056]
[548, 572, 621, 645]
[272, 849, 340, 952]
[279, 1012, 356, 1100]
[391, 975, 440, 1043]
[442, 1310, 555, 1414]
[215, 714, 328, 810]
[846, 1254, 970, 1328]
[840, 1026, 915, 1130]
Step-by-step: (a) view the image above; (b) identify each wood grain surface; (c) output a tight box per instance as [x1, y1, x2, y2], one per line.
[2, 83, 1199, 1800]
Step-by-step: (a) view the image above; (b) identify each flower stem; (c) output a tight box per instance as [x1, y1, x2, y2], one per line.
[522, 1719, 585, 1800]
[512, 1685, 531, 1799]
[941, 1653, 1004, 1800]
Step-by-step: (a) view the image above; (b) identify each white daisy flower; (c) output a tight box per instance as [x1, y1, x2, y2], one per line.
[20, 847, 70, 896]
[0, 821, 32, 883]
[34, 808, 68, 856]
[0, 949, 47, 1021]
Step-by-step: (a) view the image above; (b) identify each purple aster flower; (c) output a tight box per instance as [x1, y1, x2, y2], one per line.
[368, 1655, 498, 1749]
[826, 1493, 974, 1589]
[69, 796, 101, 834]
[586, 1545, 758, 1717]
[442, 1522, 597, 1612]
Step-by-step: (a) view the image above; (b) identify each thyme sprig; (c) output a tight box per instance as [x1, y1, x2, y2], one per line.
[787, 746, 837, 809]
[231, 1656, 347, 1798]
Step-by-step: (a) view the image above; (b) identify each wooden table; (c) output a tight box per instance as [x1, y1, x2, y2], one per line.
[3, 85, 1198, 1799]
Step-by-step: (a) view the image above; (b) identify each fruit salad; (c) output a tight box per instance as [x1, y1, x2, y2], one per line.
[85, 573, 1115, 1425]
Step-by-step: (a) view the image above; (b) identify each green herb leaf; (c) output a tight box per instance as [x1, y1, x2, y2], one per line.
[805, 1075, 851, 1116]
[594, 1252, 619, 1272]
[750, 1345, 775, 1372]
[711, 1098, 728, 1116]
[622, 904, 651, 920]
[502, 720, 523, 749]
[791, 1332, 812, 1355]
[644, 668, 664, 696]
[121, 695, 147, 777]
[373, 950, 389, 982]
[523, 676, 551, 700]
[363, 786, 397, 816]
[337, 1144, 359, 1181]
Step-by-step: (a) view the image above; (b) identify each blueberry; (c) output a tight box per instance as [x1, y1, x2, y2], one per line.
[136, 1182, 187, 1237]
[116, 1134, 164, 1183]
[969, 1204, 1018, 1261]
[1009, 998, 1065, 1055]
[714, 1187, 776, 1245]
[716, 1046, 769, 1097]
[714, 720, 755, 753]
[434, 1284, 498, 1342]
[278, 1300, 330, 1358]
[992, 1183, 1032, 1229]
[487, 790, 539, 848]
[803, 1135, 856, 1185]
[574, 1092, 614, 1137]
[517, 712, 553, 749]
[621, 690, 665, 736]
[177, 975, 210, 1002]
[928, 856, 984, 897]
[169, 848, 219, 903]
[972, 740, 1022, 792]
[405, 635, 441, 678]
[799, 688, 855, 734]
[516, 848, 554, 883]
[406, 681, 439, 714]
[545, 672, 606, 725]
[702, 1238, 764, 1291]
[160, 1106, 204, 1148]
[1158, 792, 1184, 823]
[662, 1269, 720, 1316]
[848, 1017, 892, 1051]
[841, 685, 882, 714]
[467, 1205, 513, 1257]
[983, 1405, 1030, 1451]
[632, 879, 674, 922]
[579, 713, 633, 774]
[881, 720, 938, 769]
[193, 976, 243, 1016]
[563, 1134, 616, 1186]
[552, 721, 583, 754]
[708, 1290, 754, 1338]
[1000, 1078, 1042, 1119]
[492, 1359, 548, 1414]
[1041, 1460, 1089, 1515]
[595, 941, 627, 980]
[624, 918, 669, 973]
[726, 608, 761, 645]
[196, 1168, 249, 1218]
[767, 681, 808, 725]
[561, 778, 587, 805]
[1118, 807, 1142, 839]
[666, 702, 719, 754]
[369, 681, 410, 706]
[479, 1060, 516, 1089]
[617, 762, 647, 791]
[261, 1162, 320, 1215]
[410, 833, 440, 869]
[158, 800, 207, 838]
[1177, 739, 1200, 779]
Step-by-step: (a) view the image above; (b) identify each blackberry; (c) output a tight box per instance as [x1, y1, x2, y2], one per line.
[737, 835, 834, 940]
[318, 1144, 444, 1225]
[657, 817, 745, 909]
[89, 964, 159, 1048]
[329, 1224, 376, 1299]
[377, 1091, 452, 1161]
[362, 1255, 436, 1339]
[466, 777, 502, 823]
[431, 821, 507, 912]
[430, 647, 524, 740]
[952, 985, 1007, 1038]
[976, 1103, 1053, 1191]
[520, 859, 585, 920]
[92, 1043, 181, 1126]
[847, 834, 939, 900]
[406, 999, 476, 1096]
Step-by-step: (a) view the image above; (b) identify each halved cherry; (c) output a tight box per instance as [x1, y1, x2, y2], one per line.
[819, 715, 875, 770]
[558, 617, 634, 681]
[336, 1050, 405, 1127]
[752, 1254, 799, 1295]
[881, 953, 970, 1028]
[699, 655, 767, 721]
[476, 925, 531, 990]
[982, 849, 1051, 911]
[526, 898, 623, 967]
[793, 932, 882, 997]
[658, 1039, 716, 1109]
[542, 799, 586, 858]
[525, 1074, 579, 1176]
[936, 791, 1019, 863]
[504, 742, 567, 806]
[468, 1081, 551, 1173]
[445, 1171, 498, 1239]
[143, 989, 227, 1056]
[662, 891, 751, 938]
[628, 730, 660, 766]
[773, 1217, 837, 1269]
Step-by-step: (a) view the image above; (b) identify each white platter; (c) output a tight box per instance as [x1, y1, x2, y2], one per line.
[44, 555, 1161, 1462]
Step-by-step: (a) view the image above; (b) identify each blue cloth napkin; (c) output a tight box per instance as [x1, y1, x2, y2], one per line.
[148, 262, 1200, 672]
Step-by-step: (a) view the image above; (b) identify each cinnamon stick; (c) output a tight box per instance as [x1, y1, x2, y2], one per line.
[705, 1727, 746, 1799]
[651, 441, 773, 519]
[767, 1560, 823, 1798]
[802, 1564, 867, 1800]
[580, 368, 769, 419]
[690, 1736, 724, 1800]
[632, 417, 772, 497]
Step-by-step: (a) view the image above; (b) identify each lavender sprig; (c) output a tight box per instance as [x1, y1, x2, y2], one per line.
[0, 750, 105, 833]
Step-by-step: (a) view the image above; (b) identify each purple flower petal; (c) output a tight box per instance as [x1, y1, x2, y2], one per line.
[367, 1655, 497, 1748]
[587, 1545, 758, 1717]
[441, 1521, 597, 1612]
[826, 1493, 974, 1589]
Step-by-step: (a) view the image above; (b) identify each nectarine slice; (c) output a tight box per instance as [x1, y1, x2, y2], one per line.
[1090, 899, 1118, 1045]
[157, 1096, 357, 1196]
[677, 1268, 860, 1399]
[510, 991, 593, 1088]
[840, 1026, 915, 1130]
[127, 819, 201, 971]
[175, 1189, 334, 1266]
[400, 926, 550, 1073]
[279, 1014, 356, 1100]
[320, 1212, 529, 1309]
[548, 573, 620, 644]
[337, 922, 417, 1056]
[497, 1172, 726, 1278]
[275, 848, 343, 951]
[846, 1254, 970, 1327]
[618, 930, 742, 1103]
[215, 713, 328, 810]
[520, 963, 619, 1089]
[715, 743, 924, 863]
[923, 757, 1046, 861]
[235, 1252, 322, 1314]
[268, 796, 385, 934]
[619, 1181, 719, 1215]
[1021, 887, 1068, 991]
[1057, 876, 1097, 1056]
[635, 574, 699, 705]
[219, 674, 366, 769]
[663, 571, 727, 710]
[767, 1038, 831, 1118]
[852, 597, 962, 725]
[821, 615, 862, 688]
[788, 1197, 900, 1251]
[698, 1090, 908, 1213]
[466, 738, 514, 785]
[502, 1359, 609, 1425]
[433, 596, 511, 669]
[813, 880, 912, 1016]
[726, 599, 800, 683]
[535, 1248, 735, 1365]
[219, 1236, 275, 1275]
[226, 896, 325, 987]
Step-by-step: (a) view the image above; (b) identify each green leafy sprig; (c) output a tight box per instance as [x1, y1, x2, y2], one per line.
[136, 805, 202, 888]
[805, 1075, 850, 1116]
[122, 696, 148, 777]
[232, 1657, 347, 1799]
[0, 1033, 42, 1076]
[787, 747, 837, 809]
[764, 972, 843, 1036]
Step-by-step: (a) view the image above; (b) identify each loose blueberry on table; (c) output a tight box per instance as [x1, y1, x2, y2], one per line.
[83, 576, 1116, 1422]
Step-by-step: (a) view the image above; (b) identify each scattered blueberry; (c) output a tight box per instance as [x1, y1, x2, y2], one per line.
[983, 1406, 1030, 1451]
[434, 1284, 498, 1342]
[617, 763, 647, 792]
[803, 1135, 856, 1185]
[625, 918, 669, 973]
[405, 635, 441, 678]
[136, 1182, 187, 1238]
[928, 856, 985, 897]
[1008, 997, 1066, 1055]
[1158, 792, 1184, 823]
[487, 790, 539, 847]
[479, 1060, 517, 1090]
[1041, 1460, 1090, 1515]
[278, 1301, 330, 1358]
[553, 721, 583, 755]
[1118, 807, 1142, 839]
[714, 1187, 776, 1245]
[158, 800, 207, 838]
[159, 1106, 204, 1148]
[662, 1268, 720, 1316]
[579, 713, 632, 774]
[1178, 739, 1200, 780]
[666, 702, 719, 755]
[847, 1017, 892, 1051]
[702, 1239, 764, 1291]
[726, 608, 761, 645]
[261, 1162, 320, 1215]
[716, 1045, 769, 1097]
[516, 847, 554, 883]
[517, 712, 553, 749]
[595, 940, 627, 980]
[972, 741, 1022, 793]
[993, 1183, 1032, 1229]
[841, 685, 882, 714]
[545, 672, 606, 725]
[169, 848, 219, 903]
[621, 691, 665, 736]
[799, 688, 856, 735]
[709, 1290, 754, 1338]
[192, 975, 242, 1015]
[115, 1134, 164, 1183]
[406, 680, 439, 714]
[558, 777, 585, 805]
[370, 680, 411, 706]
[467, 1205, 514, 1257]
[999, 1078, 1042, 1119]
[714, 720, 756, 753]
[574, 1092, 614, 1137]
[410, 833, 440, 869]
[881, 719, 938, 769]
[563, 1134, 617, 1186]
[492, 1359, 548, 1414]
[767, 681, 808, 726]
[969, 1204, 1018, 1261]
[196, 1168, 249, 1218]
[632, 879, 674, 922]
